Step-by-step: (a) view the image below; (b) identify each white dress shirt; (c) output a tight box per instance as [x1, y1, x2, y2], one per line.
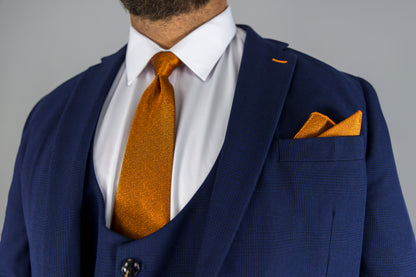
[93, 7, 247, 227]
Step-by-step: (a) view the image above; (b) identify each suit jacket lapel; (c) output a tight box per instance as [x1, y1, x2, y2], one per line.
[196, 25, 297, 276]
[40, 47, 126, 275]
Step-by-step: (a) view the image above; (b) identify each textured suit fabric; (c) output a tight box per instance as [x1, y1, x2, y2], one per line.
[1, 25, 415, 276]
[82, 137, 220, 277]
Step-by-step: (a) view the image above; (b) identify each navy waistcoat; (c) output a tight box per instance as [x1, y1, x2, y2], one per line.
[80, 145, 222, 277]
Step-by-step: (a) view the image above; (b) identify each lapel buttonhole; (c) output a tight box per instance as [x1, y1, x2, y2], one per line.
[272, 58, 288, 64]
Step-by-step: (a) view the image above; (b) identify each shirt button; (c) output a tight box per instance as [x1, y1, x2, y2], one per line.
[121, 258, 141, 277]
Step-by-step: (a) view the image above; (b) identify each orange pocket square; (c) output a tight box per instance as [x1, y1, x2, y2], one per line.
[294, 110, 362, 139]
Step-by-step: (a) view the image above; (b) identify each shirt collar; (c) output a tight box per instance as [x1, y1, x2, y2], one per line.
[126, 6, 237, 85]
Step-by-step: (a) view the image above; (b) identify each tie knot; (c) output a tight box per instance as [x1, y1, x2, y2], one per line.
[150, 52, 182, 77]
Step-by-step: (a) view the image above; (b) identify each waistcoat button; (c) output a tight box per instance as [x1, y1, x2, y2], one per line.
[121, 258, 141, 277]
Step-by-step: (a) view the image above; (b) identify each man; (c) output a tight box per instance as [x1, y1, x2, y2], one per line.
[1, 0, 415, 276]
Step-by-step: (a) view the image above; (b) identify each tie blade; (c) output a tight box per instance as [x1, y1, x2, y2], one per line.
[112, 51, 180, 240]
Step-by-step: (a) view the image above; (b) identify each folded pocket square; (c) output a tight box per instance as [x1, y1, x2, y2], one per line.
[294, 110, 362, 139]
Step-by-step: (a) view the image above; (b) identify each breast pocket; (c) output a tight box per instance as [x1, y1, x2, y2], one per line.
[276, 134, 367, 197]
[275, 135, 367, 275]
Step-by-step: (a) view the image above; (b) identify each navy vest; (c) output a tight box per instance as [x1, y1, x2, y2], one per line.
[80, 145, 222, 276]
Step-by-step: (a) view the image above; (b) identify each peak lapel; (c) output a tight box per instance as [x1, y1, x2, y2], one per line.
[40, 46, 126, 275]
[196, 25, 297, 276]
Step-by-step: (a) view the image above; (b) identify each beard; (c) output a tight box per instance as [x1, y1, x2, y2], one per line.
[120, 0, 211, 20]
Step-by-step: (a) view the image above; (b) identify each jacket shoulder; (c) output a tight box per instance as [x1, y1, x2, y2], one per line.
[260, 35, 364, 92]
[265, 39, 371, 138]
[289, 46, 362, 89]
[29, 49, 121, 129]
[26, 66, 92, 136]
[26, 45, 126, 131]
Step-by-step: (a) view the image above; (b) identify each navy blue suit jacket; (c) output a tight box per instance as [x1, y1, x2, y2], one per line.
[1, 25, 416, 276]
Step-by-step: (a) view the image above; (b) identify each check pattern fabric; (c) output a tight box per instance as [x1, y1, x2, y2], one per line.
[111, 52, 182, 240]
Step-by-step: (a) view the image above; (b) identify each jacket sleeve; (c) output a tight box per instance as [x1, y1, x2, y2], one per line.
[0, 110, 34, 277]
[359, 78, 416, 275]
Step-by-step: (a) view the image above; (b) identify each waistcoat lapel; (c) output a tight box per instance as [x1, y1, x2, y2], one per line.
[196, 25, 297, 276]
[39, 47, 126, 276]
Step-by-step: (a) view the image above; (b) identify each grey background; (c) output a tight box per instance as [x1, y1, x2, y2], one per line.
[1, 0, 415, 231]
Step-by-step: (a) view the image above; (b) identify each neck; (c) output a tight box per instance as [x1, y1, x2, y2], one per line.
[129, 1, 228, 49]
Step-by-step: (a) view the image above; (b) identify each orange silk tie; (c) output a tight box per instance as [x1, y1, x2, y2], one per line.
[111, 52, 182, 240]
